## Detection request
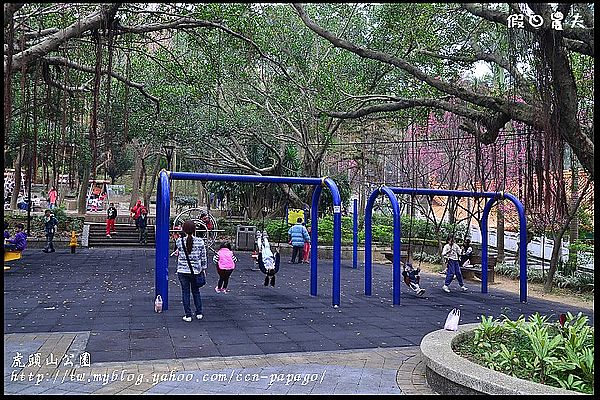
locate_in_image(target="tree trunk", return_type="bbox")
[77,163,90,214]
[129,151,143,208]
[197,181,205,208]
[141,158,148,207]
[544,232,565,293]
[496,203,505,263]
[10,148,22,210]
[144,154,162,209]
[568,160,579,263]
[543,180,591,292]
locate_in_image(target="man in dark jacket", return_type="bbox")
[138,206,148,245]
[43,210,58,253]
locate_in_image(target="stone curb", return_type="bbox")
[420,323,581,395]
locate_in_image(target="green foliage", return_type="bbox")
[318,173,352,211]
[455,312,594,394]
[495,263,594,291]
[5,208,84,237]
[576,206,593,238]
[413,251,443,264]
[369,214,466,244]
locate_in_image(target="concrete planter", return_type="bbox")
[420,323,582,395]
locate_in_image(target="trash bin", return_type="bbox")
[236,225,257,251]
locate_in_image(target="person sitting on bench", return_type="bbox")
[460,239,473,267]
[4,223,27,252]
[402,262,425,296]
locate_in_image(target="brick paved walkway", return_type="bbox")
[4,332,434,394]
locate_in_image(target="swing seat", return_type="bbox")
[4,250,22,262]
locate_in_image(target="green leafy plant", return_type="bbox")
[455,312,594,394]
[473,315,504,349]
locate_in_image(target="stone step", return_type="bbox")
[89,237,155,246]
[88,242,155,247]
[86,222,157,246]
[89,233,155,238]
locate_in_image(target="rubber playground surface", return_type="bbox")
[4,247,594,363]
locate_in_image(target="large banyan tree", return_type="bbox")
[3,3,593,220]
[292,3,594,181]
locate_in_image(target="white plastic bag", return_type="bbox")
[154,295,163,313]
[444,308,460,331]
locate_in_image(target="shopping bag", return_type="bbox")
[154,295,163,313]
[444,308,460,331]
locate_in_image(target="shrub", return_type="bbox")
[454,312,594,394]
[494,263,594,292]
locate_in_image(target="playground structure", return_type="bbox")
[4,250,22,270]
[171,207,219,249]
[362,186,528,305]
[156,170,343,311]
[86,179,111,211]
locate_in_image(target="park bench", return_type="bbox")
[460,255,497,283]
[383,252,409,263]
[382,248,413,264]
[383,251,497,283]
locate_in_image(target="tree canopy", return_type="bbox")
[3,3,594,213]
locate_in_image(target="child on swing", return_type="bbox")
[402,261,425,296]
[255,230,280,287]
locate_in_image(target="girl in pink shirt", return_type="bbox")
[48,187,58,209]
[213,242,237,293]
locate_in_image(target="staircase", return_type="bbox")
[86,222,156,247]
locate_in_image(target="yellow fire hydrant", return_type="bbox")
[69,231,78,254]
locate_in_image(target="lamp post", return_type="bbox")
[163,142,175,203]
[163,143,175,172]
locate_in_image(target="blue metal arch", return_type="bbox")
[364,186,528,305]
[156,171,344,309]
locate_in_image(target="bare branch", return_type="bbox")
[4,3,24,28]
[460,3,593,56]
[292,3,536,123]
[8,4,122,71]
[41,62,92,95]
[415,48,534,103]
[117,17,306,91]
[43,56,159,112]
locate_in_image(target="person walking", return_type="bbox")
[441,235,467,293]
[213,242,237,293]
[138,206,148,245]
[130,200,143,230]
[288,217,310,264]
[173,220,207,322]
[48,186,58,209]
[106,203,118,238]
[43,210,58,253]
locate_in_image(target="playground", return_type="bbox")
[4,247,593,364]
[3,3,594,395]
